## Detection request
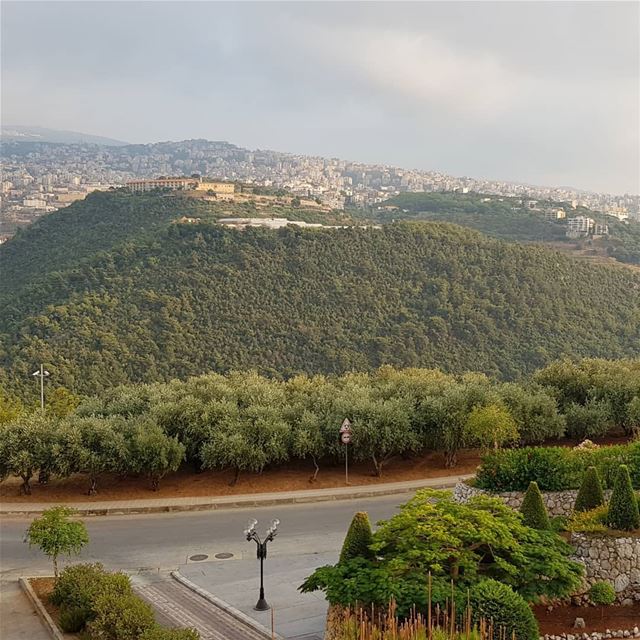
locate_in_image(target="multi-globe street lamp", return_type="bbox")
[244,517,280,611]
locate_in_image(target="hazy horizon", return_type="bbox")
[2,1,639,194]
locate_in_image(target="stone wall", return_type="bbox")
[572,533,640,601]
[453,482,612,517]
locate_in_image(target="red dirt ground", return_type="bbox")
[30,577,78,638]
[0,449,481,503]
[533,603,640,634]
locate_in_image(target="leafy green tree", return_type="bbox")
[0,385,24,424]
[520,481,551,530]
[589,581,616,606]
[464,403,518,450]
[26,506,89,577]
[564,399,612,440]
[301,489,583,616]
[574,466,605,512]
[45,387,81,418]
[75,416,130,495]
[339,512,375,562]
[130,419,185,490]
[607,465,640,531]
[0,412,55,494]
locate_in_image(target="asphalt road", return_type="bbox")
[0,493,409,579]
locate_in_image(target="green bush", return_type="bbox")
[475,442,640,492]
[520,482,550,530]
[566,505,609,533]
[469,579,539,640]
[589,581,616,606]
[86,591,156,640]
[574,466,605,512]
[139,627,200,640]
[607,465,640,531]
[59,605,89,633]
[339,512,374,562]
[50,562,131,614]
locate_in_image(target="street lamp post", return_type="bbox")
[244,518,280,611]
[32,364,50,411]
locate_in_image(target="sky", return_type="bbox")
[1,1,639,195]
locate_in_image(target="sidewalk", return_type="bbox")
[0,474,472,517]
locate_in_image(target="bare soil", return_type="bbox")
[0,450,482,503]
[533,602,640,634]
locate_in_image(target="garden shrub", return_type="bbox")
[469,579,539,640]
[566,505,609,533]
[59,605,89,633]
[520,482,550,530]
[86,591,156,640]
[574,466,605,512]
[50,562,131,616]
[475,442,640,492]
[607,465,640,531]
[339,512,374,562]
[589,581,616,606]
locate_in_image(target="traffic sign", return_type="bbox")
[341,432,351,444]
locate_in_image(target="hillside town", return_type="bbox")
[1,138,638,241]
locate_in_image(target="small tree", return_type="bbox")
[574,466,605,513]
[464,403,519,450]
[26,506,89,577]
[340,512,374,562]
[607,465,640,531]
[520,481,551,530]
[589,581,616,619]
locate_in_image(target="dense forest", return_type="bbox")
[1,192,639,396]
[375,192,640,265]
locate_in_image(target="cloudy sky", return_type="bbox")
[2,1,638,194]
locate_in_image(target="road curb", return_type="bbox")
[170,570,285,640]
[19,576,64,640]
[0,475,472,517]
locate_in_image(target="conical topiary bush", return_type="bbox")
[520,481,551,530]
[574,466,605,513]
[339,511,374,562]
[606,465,640,531]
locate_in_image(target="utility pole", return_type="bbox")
[32,364,50,410]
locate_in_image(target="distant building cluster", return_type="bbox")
[1,138,639,238]
[566,216,609,238]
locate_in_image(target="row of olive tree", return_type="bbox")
[0,411,184,495]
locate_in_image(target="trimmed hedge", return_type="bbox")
[589,581,616,606]
[339,512,374,562]
[520,482,550,530]
[475,442,640,492]
[607,465,640,531]
[469,579,539,640]
[574,466,605,512]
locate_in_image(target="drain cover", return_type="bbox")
[214,552,234,559]
[189,554,209,562]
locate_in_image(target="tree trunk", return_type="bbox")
[444,450,458,468]
[229,467,240,486]
[372,454,383,477]
[151,475,160,491]
[88,475,98,496]
[38,469,50,485]
[21,474,32,496]
[53,555,58,578]
[309,456,320,483]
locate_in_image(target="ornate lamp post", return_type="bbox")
[244,518,280,611]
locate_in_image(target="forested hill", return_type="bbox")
[1,192,639,395]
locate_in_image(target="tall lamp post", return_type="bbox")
[244,517,280,611]
[32,364,50,411]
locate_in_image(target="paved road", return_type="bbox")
[1,493,410,638]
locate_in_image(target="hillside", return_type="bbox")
[375,192,640,265]
[0,125,129,146]
[1,193,639,395]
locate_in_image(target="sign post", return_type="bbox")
[339,418,352,485]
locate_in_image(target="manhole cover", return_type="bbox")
[214,552,234,559]
[189,554,209,562]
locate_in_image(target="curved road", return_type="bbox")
[1,493,409,638]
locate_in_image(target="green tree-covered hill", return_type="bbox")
[1,193,639,395]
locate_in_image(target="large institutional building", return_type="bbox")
[126,177,235,195]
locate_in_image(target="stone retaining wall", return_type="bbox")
[453,482,613,517]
